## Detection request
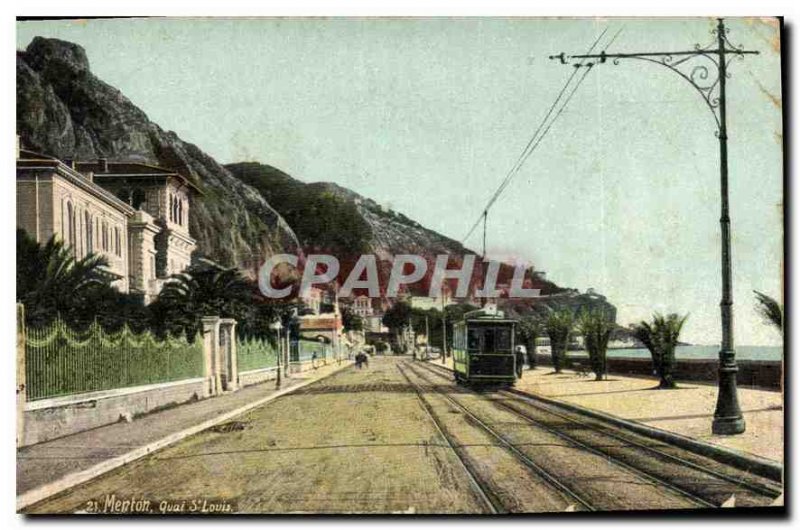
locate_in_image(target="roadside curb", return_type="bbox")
[17,362,353,512]
[423,361,783,483]
[506,387,784,483]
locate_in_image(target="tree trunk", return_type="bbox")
[526,338,537,369]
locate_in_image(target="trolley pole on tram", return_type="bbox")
[550,18,758,434]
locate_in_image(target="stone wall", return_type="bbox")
[239,367,279,387]
[533,353,782,390]
[21,379,206,447]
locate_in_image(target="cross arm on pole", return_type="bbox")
[549,48,758,130]
[559,49,758,63]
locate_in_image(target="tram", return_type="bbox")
[452,305,519,385]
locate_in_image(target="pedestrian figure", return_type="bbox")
[514,344,527,379]
[311,351,318,370]
[355,351,368,369]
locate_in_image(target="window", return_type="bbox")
[65,201,76,252]
[483,327,496,353]
[85,212,93,253]
[467,328,481,353]
[178,200,183,226]
[114,227,121,256]
[132,189,146,210]
[116,189,131,204]
[495,327,512,352]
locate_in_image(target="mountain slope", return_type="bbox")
[225,161,470,260]
[16,37,300,275]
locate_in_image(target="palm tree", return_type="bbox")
[517,316,541,369]
[631,321,660,376]
[632,312,688,389]
[652,313,687,389]
[754,290,782,333]
[150,265,258,338]
[545,308,574,373]
[578,310,615,381]
[17,228,110,327]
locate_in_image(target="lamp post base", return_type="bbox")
[712,415,746,435]
[712,348,746,435]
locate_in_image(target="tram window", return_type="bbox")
[467,328,481,352]
[496,327,512,351]
[483,328,496,352]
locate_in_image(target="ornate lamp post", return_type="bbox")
[550,18,759,434]
[270,319,283,387]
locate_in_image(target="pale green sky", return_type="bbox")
[17,17,783,346]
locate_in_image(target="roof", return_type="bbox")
[17,152,135,216]
[75,161,176,175]
[74,161,203,194]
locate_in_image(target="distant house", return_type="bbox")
[352,295,374,317]
[408,293,455,311]
[16,144,198,303]
[302,287,323,315]
[363,314,389,334]
[298,313,343,352]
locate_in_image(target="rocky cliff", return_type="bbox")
[17,37,300,275]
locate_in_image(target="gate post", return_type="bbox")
[17,304,26,448]
[219,318,239,391]
[201,316,221,397]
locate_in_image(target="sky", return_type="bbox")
[16,17,783,346]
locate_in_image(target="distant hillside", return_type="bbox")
[226,162,567,297]
[226,162,470,260]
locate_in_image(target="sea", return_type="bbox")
[601,345,783,362]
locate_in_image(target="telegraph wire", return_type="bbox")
[461,26,623,245]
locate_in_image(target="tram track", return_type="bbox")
[396,363,502,514]
[499,388,783,500]
[407,361,715,510]
[416,360,782,508]
[397,362,594,513]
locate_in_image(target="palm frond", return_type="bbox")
[754,290,782,332]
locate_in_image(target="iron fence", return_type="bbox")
[25,317,204,401]
[237,337,278,372]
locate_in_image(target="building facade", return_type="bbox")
[17,147,198,303]
[351,295,374,318]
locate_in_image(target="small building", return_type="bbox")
[363,314,388,333]
[298,313,343,353]
[352,295,374,317]
[302,287,323,315]
[408,293,455,311]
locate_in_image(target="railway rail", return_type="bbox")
[414,360,782,508]
[397,362,595,513]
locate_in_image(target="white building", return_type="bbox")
[17,147,198,303]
